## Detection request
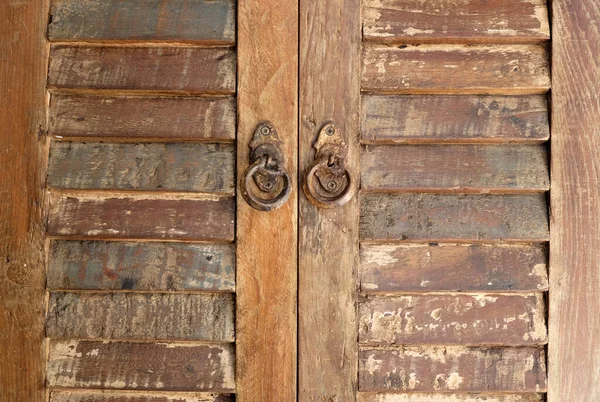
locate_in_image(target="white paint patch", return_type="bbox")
[403,27,435,36]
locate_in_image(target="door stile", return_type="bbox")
[236,0,299,400]
[299,0,362,400]
[549,1,600,400]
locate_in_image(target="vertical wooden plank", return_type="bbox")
[0,0,47,400]
[549,1,600,401]
[299,0,360,400]
[236,0,298,400]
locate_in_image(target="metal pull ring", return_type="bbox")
[303,122,355,208]
[240,122,292,212]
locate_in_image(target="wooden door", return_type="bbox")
[1,1,600,401]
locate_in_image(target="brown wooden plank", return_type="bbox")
[47,240,235,291]
[48,142,235,193]
[0,0,47,400]
[46,292,235,341]
[357,393,544,402]
[359,294,546,346]
[47,194,234,241]
[362,45,550,94]
[49,0,235,44]
[236,0,298,399]
[360,243,548,293]
[359,346,547,392]
[49,94,235,141]
[549,1,600,401]
[298,0,360,399]
[360,193,549,242]
[47,340,234,391]
[48,45,235,94]
[51,390,233,402]
[362,0,550,44]
[50,390,234,402]
[361,95,550,144]
[362,144,549,192]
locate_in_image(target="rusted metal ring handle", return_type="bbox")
[241,157,292,212]
[303,154,354,209]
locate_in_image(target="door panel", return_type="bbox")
[44,2,237,399]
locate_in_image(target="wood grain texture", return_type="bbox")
[549,1,600,400]
[362,45,550,94]
[49,0,235,44]
[46,292,234,341]
[0,0,47,400]
[359,346,547,392]
[48,142,235,193]
[357,393,543,402]
[361,144,549,192]
[47,340,235,391]
[361,95,550,144]
[362,0,550,44]
[49,94,236,141]
[47,194,234,241]
[360,193,549,242]
[236,0,298,399]
[359,294,546,345]
[299,0,360,399]
[48,45,236,94]
[360,243,548,292]
[50,391,234,402]
[48,240,235,291]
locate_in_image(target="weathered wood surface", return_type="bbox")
[360,244,548,292]
[360,193,549,242]
[361,95,550,144]
[48,142,235,193]
[361,145,548,192]
[0,0,47,400]
[50,391,234,402]
[359,294,546,345]
[362,45,550,94]
[357,393,543,402]
[49,94,236,140]
[236,0,298,399]
[362,0,550,44]
[48,240,235,291]
[46,292,235,341]
[48,46,236,93]
[49,0,235,44]
[359,346,547,392]
[47,340,235,391]
[47,194,235,241]
[299,0,360,399]
[549,1,600,401]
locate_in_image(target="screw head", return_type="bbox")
[325,126,335,136]
[263,181,274,190]
[327,181,337,191]
[260,126,271,136]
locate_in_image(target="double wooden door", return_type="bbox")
[2,0,599,401]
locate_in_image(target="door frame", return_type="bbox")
[1,0,599,400]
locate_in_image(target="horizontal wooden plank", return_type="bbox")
[362,45,550,94]
[47,340,235,391]
[47,240,235,291]
[360,243,548,292]
[48,0,235,44]
[48,45,236,93]
[357,393,543,402]
[359,294,546,345]
[360,193,549,241]
[47,194,235,241]
[362,144,548,192]
[46,292,235,341]
[49,94,236,140]
[50,390,234,402]
[361,95,550,144]
[362,0,550,44]
[48,142,235,193]
[359,346,546,392]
